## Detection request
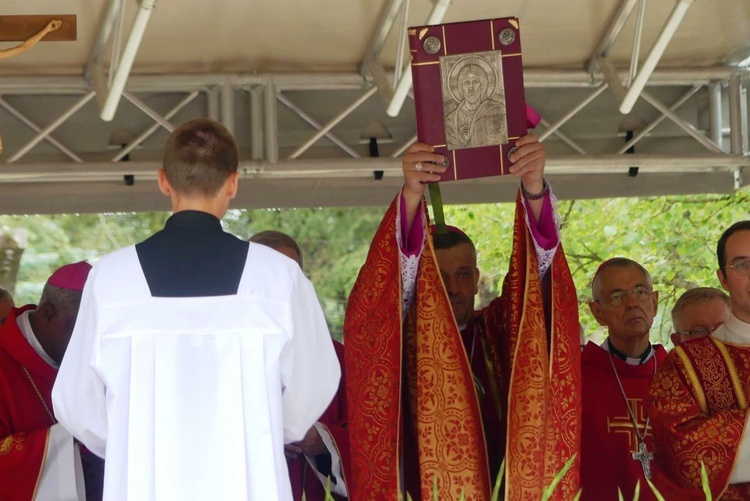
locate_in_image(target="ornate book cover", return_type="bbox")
[408,17,527,181]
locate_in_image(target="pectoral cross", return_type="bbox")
[632,441,653,479]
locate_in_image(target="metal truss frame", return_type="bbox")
[0,0,748,197]
[0,67,748,184]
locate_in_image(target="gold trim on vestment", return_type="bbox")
[31,428,51,501]
[675,345,709,415]
[713,338,748,409]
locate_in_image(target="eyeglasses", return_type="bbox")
[596,285,652,306]
[724,259,750,279]
[674,325,721,339]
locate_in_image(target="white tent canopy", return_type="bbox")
[0,0,748,214]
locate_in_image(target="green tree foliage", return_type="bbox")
[2,190,748,347]
[0,212,168,304]
[442,190,750,346]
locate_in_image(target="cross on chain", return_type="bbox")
[632,441,653,480]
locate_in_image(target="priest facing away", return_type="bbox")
[52,118,341,501]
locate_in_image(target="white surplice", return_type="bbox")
[52,243,340,501]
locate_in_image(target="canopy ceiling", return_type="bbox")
[0,0,749,214]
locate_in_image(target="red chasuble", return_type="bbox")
[649,337,750,500]
[345,193,581,501]
[288,340,351,501]
[580,342,668,501]
[0,306,55,501]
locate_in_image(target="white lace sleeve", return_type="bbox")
[396,200,424,317]
[522,186,562,278]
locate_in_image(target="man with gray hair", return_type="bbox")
[669,287,730,346]
[581,257,668,501]
[0,262,101,500]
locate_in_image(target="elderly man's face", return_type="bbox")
[461,71,483,106]
[589,265,658,344]
[671,298,730,346]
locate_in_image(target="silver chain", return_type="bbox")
[607,350,656,445]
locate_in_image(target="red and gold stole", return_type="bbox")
[661,337,750,499]
[344,192,581,500]
[344,195,489,500]
[486,193,582,501]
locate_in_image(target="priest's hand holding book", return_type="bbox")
[400,133,548,230]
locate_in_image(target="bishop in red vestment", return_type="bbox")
[582,258,667,501]
[0,262,100,501]
[345,134,581,501]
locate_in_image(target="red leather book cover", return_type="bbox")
[409,17,527,181]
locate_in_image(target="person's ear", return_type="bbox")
[717,268,729,291]
[588,301,607,326]
[39,302,56,322]
[157,168,172,196]
[225,172,239,200]
[472,267,480,295]
[652,290,659,315]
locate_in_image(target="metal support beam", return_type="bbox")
[221,81,235,136]
[249,87,263,161]
[85,0,122,81]
[728,74,743,155]
[620,0,696,114]
[1,155,748,185]
[391,134,417,158]
[538,84,609,142]
[264,81,279,163]
[539,118,587,155]
[6,92,95,163]
[640,90,722,153]
[393,0,410,83]
[0,68,741,95]
[0,96,82,162]
[99,0,157,121]
[708,82,723,150]
[277,93,360,158]
[617,85,701,154]
[627,0,647,86]
[112,91,199,161]
[587,0,640,74]
[385,0,451,117]
[741,82,749,155]
[361,0,405,65]
[207,87,220,121]
[289,87,377,159]
[123,92,175,132]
